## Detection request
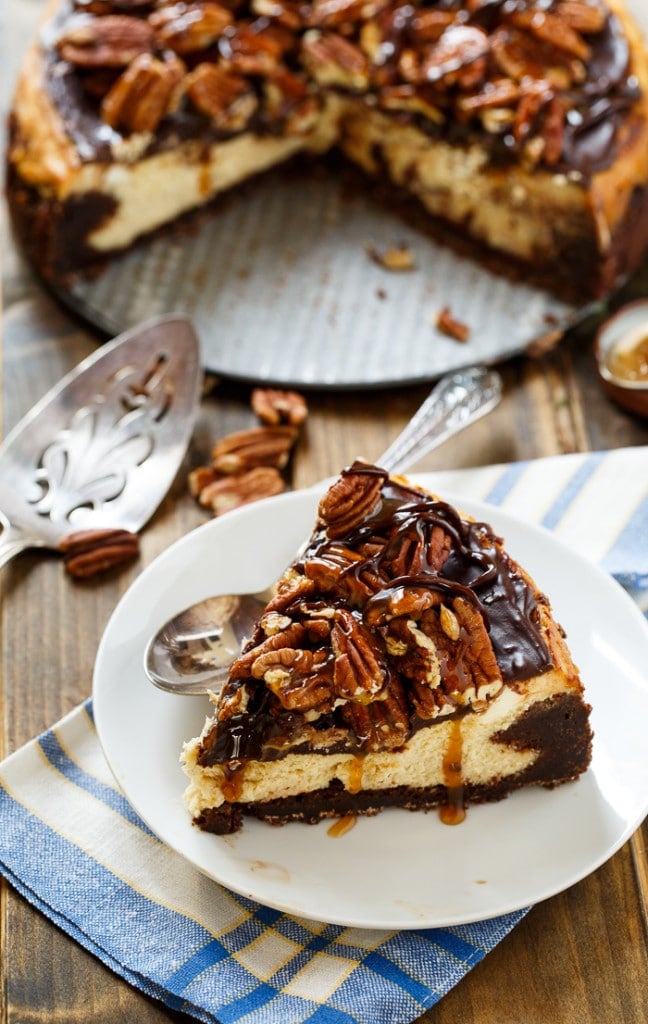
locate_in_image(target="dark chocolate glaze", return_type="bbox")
[302,464,552,682]
[199,464,555,768]
[42,0,641,179]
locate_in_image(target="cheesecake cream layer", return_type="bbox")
[182,667,578,818]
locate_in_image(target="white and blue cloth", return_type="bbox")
[1,447,646,1024]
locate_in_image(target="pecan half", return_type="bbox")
[211,424,298,474]
[251,387,308,426]
[302,543,364,590]
[401,24,489,89]
[509,9,590,61]
[56,14,155,67]
[364,583,441,625]
[251,0,304,30]
[264,72,321,134]
[185,63,258,129]
[410,9,455,44]
[301,30,369,90]
[188,463,220,497]
[378,85,444,123]
[340,678,410,751]
[386,616,443,691]
[307,0,389,29]
[318,466,383,539]
[554,0,607,34]
[457,76,521,114]
[490,26,577,89]
[199,466,286,514]
[101,53,184,132]
[331,608,386,701]
[253,647,334,712]
[218,21,291,74]
[74,0,154,10]
[381,521,451,577]
[149,2,234,54]
[418,596,503,704]
[58,528,140,578]
[538,94,566,166]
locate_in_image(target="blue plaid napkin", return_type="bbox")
[1,447,647,1024]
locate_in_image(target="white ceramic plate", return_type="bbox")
[93,483,648,929]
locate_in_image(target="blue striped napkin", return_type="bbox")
[1,447,647,1024]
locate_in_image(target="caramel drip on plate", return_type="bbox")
[440,717,465,826]
[327,813,357,838]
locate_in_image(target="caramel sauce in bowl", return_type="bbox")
[595,300,648,417]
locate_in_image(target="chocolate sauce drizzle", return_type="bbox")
[305,464,552,681]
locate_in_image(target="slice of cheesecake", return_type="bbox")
[182,463,592,834]
[7,0,648,299]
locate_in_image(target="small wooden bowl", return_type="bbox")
[594,300,648,417]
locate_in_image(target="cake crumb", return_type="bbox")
[366,243,417,271]
[435,306,470,342]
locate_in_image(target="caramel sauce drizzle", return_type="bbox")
[347,756,363,795]
[327,813,357,838]
[440,717,466,826]
[221,765,244,803]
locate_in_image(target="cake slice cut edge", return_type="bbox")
[181,464,593,835]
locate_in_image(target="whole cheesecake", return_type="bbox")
[7,0,648,298]
[182,464,593,834]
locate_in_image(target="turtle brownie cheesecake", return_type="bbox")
[6,0,648,297]
[181,463,593,834]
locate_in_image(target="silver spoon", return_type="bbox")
[145,364,502,696]
[0,315,202,568]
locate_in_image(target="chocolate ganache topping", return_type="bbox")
[199,464,554,768]
[43,0,641,179]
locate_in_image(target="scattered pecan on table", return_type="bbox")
[189,387,309,515]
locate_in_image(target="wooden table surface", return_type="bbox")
[2,2,648,1021]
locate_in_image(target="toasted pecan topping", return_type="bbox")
[149,2,234,53]
[318,466,383,539]
[51,0,631,175]
[56,13,155,67]
[101,53,184,132]
[331,608,386,701]
[185,62,258,127]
